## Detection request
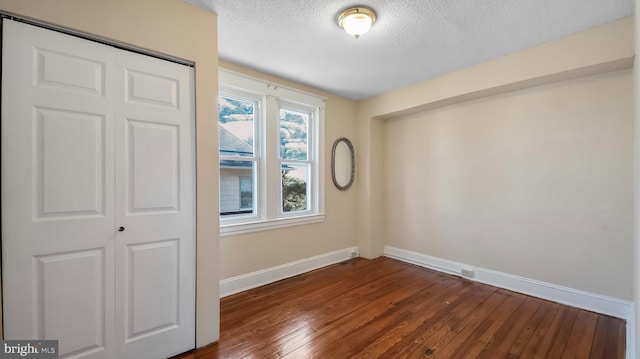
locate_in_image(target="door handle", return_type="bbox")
[118,226,125,232]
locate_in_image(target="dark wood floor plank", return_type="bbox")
[590,315,610,359]
[172,257,626,359]
[519,302,564,358]
[449,290,527,359]
[508,300,557,357]
[349,277,473,358]
[616,318,627,359]
[546,307,580,358]
[382,283,499,358]
[562,310,599,359]
[220,258,400,325]
[604,316,623,359]
[280,267,460,358]
[318,280,479,358]
[254,261,438,358]
[276,276,432,357]
[220,258,404,330]
[226,261,418,358]
[219,259,414,356]
[476,296,544,359]
[419,290,510,358]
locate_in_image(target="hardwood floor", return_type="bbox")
[175,257,625,358]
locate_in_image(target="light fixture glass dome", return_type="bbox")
[338,7,377,39]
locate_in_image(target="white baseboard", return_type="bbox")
[384,246,635,359]
[220,246,358,298]
[384,246,632,320]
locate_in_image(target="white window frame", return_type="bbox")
[218,87,262,221]
[278,101,317,217]
[219,69,325,236]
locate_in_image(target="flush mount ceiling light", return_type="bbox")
[338,6,377,39]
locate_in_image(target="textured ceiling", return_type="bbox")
[186,0,634,101]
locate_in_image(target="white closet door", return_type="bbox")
[113,46,195,359]
[1,19,116,359]
[1,20,195,359]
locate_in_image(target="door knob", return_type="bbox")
[118,226,125,232]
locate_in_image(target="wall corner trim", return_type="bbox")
[219,246,359,298]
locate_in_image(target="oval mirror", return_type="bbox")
[331,137,355,190]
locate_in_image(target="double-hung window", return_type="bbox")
[218,70,325,235]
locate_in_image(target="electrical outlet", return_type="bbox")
[461,268,475,278]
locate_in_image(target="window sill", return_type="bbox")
[220,213,326,237]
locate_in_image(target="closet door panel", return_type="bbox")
[37,108,106,218]
[126,239,179,337]
[2,20,115,359]
[35,249,106,357]
[114,48,195,359]
[126,120,179,213]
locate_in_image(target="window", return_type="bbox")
[218,70,325,235]
[280,107,310,213]
[219,94,257,217]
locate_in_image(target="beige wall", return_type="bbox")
[356,17,634,261]
[354,16,634,304]
[0,0,220,346]
[385,69,633,299]
[218,61,359,279]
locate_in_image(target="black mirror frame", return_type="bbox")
[331,137,355,191]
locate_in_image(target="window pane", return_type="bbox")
[219,96,254,157]
[282,164,308,212]
[280,109,308,160]
[220,160,255,216]
[239,176,253,209]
